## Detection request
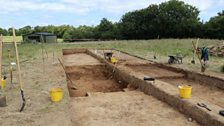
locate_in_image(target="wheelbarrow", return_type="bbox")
[168,55,183,64]
[104,52,113,61]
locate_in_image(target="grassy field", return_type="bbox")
[2,39,224,74]
[3,36,23,42]
[2,36,63,43]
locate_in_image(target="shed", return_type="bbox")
[22,32,57,43]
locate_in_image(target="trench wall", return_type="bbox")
[115,49,224,90]
[87,49,224,126]
[62,49,224,126]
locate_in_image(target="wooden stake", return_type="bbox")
[192,40,205,72]
[0,35,7,107]
[7,49,13,85]
[40,35,45,73]
[0,34,3,90]
[13,28,23,89]
[13,28,26,112]
[192,38,199,62]
[45,49,48,59]
[52,51,55,63]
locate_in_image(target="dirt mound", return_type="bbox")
[208,43,224,57]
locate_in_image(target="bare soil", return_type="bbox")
[67,65,123,97]
[64,51,200,126]
[161,78,224,108]
[126,64,185,79]
[70,91,199,126]
[96,50,147,65]
[127,64,224,108]
[1,47,221,126]
[63,53,124,97]
[0,53,72,126]
[63,53,101,66]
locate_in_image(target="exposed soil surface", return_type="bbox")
[63,53,101,66]
[161,78,224,108]
[1,47,221,126]
[63,53,124,97]
[70,91,199,126]
[127,64,224,108]
[67,65,123,97]
[64,52,200,126]
[0,53,72,126]
[126,64,185,79]
[96,50,147,65]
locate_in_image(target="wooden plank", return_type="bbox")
[7,49,13,85]
[0,34,3,90]
[13,28,23,89]
[13,28,26,112]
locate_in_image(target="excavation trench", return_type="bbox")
[85,49,224,126]
[126,64,224,108]
[63,53,126,97]
[63,50,200,126]
[67,65,125,97]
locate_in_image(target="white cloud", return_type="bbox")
[1,0,223,28]
[183,0,213,11]
[61,0,155,14]
[0,0,221,15]
[0,0,161,15]
[0,0,89,14]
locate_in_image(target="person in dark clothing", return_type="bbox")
[201,47,209,61]
[200,47,209,72]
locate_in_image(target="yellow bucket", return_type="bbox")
[1,79,5,90]
[49,88,63,102]
[178,85,192,99]
[111,57,117,64]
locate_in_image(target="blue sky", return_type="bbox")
[0,0,223,29]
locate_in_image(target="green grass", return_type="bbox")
[1,39,224,74]
[2,36,63,43]
[3,36,22,42]
[57,38,63,43]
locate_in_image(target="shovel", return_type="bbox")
[197,103,211,111]
[13,28,26,112]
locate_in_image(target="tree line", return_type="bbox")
[0,0,224,40]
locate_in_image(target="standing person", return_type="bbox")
[201,46,209,72]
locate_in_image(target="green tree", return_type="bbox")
[205,10,224,39]
[54,25,71,38]
[0,28,8,35]
[19,25,32,35]
[120,0,201,39]
[63,27,74,39]
[97,18,116,39]
[158,0,200,38]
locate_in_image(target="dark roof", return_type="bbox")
[36,32,55,35]
[22,32,56,36]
